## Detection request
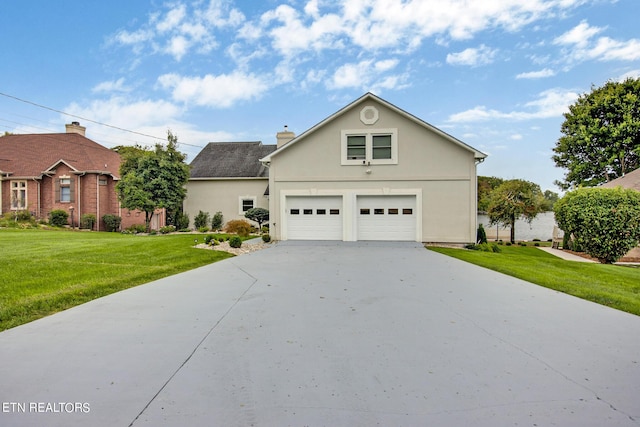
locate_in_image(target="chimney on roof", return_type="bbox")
[276,125,295,148]
[65,121,86,136]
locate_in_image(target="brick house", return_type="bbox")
[0,122,157,230]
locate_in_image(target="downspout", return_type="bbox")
[474,157,485,243]
[32,177,40,218]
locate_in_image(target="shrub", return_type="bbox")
[224,219,252,237]
[477,224,487,244]
[14,210,33,221]
[124,223,146,234]
[80,214,97,230]
[194,211,210,230]
[159,225,176,234]
[554,187,640,263]
[244,207,269,229]
[49,210,69,227]
[203,235,215,245]
[229,236,242,248]
[211,211,223,231]
[175,212,190,230]
[262,234,271,243]
[102,214,122,232]
[465,243,501,253]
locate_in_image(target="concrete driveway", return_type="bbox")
[1,241,639,426]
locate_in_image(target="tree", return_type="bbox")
[487,179,545,243]
[477,176,504,212]
[115,131,190,230]
[552,78,640,190]
[245,207,269,230]
[554,187,640,263]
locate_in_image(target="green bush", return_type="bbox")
[102,214,122,232]
[194,211,210,230]
[229,236,242,248]
[203,235,215,245]
[49,210,69,227]
[224,219,252,237]
[477,224,487,244]
[159,225,176,234]
[554,187,640,263]
[14,210,33,221]
[262,234,271,243]
[211,211,223,231]
[175,212,190,230]
[80,214,97,230]
[465,243,501,253]
[124,223,146,234]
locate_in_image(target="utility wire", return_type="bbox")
[0,91,204,148]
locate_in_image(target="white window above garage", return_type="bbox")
[341,128,398,166]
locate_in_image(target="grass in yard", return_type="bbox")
[429,245,640,316]
[0,229,235,331]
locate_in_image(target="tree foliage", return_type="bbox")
[478,176,504,212]
[487,179,545,243]
[115,131,190,230]
[553,78,640,190]
[245,207,269,230]
[554,187,640,263]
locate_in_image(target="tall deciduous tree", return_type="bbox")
[487,179,545,243]
[115,131,190,230]
[553,78,640,190]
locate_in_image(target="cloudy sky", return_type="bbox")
[2,0,639,192]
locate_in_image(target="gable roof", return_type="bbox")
[189,141,276,179]
[261,92,487,163]
[600,168,640,191]
[0,132,121,179]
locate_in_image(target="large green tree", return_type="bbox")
[487,179,546,243]
[553,78,640,190]
[115,131,190,230]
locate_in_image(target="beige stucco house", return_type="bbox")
[183,142,275,227]
[260,93,487,242]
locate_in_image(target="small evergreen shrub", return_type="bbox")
[124,223,146,234]
[198,226,209,233]
[194,210,210,230]
[49,210,69,227]
[14,210,33,221]
[262,234,271,243]
[103,214,122,232]
[465,243,501,253]
[211,211,223,231]
[224,219,252,237]
[229,236,242,248]
[80,214,97,230]
[203,235,215,245]
[477,224,487,244]
[175,212,190,230]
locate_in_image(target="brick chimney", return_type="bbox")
[65,121,86,136]
[276,125,295,148]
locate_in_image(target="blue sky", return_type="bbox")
[2,0,640,192]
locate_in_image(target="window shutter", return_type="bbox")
[69,178,75,203]
[55,179,60,203]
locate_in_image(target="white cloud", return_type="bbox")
[516,68,556,79]
[448,88,579,122]
[328,58,405,92]
[155,4,187,33]
[617,70,640,81]
[92,78,131,93]
[157,72,270,108]
[446,45,498,67]
[554,20,640,63]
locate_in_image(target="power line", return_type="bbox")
[0,91,204,148]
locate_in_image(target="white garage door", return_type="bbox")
[357,195,417,241]
[286,196,343,240]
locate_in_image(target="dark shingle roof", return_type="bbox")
[0,133,121,178]
[189,142,276,178]
[601,168,640,191]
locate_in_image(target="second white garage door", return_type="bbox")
[286,196,343,240]
[357,195,417,241]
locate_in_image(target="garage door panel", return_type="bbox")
[357,196,416,241]
[286,196,342,240]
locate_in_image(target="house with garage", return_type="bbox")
[183,141,277,227]
[0,122,152,231]
[260,92,487,242]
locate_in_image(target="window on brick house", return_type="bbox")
[56,177,75,203]
[11,181,27,210]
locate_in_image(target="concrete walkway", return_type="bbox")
[537,246,597,262]
[1,241,639,426]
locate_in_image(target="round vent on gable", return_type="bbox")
[360,106,379,125]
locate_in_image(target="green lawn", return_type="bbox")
[0,229,235,331]
[429,245,640,316]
